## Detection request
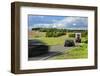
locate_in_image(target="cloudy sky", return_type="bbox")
[28,15,88,30]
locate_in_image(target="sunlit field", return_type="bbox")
[28,30,88,59]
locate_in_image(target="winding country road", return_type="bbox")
[28,45,73,60]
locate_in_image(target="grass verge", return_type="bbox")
[31,35,74,46]
[49,43,88,59]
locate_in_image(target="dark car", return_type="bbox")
[64,40,75,47]
[28,40,49,57]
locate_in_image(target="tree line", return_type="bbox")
[32,28,87,37]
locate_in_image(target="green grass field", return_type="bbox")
[32,35,72,45]
[28,31,88,59]
[29,31,74,45]
[49,43,88,59]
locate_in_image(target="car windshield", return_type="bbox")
[28,40,45,45]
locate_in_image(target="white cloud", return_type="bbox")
[52,25,57,28]
[73,23,77,26]
[52,17,87,29]
[50,17,76,28]
[56,17,79,25]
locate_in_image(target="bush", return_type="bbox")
[46,31,66,37]
[84,39,88,43]
[68,33,75,37]
[82,39,88,43]
[81,31,88,37]
[46,32,53,37]
[64,40,75,47]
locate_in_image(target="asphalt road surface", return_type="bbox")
[28,45,73,60]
